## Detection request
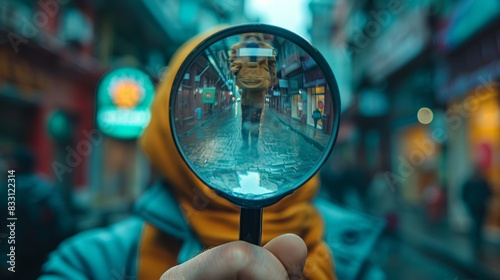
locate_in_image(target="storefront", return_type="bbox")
[288,74,304,121]
[353,6,432,179]
[304,64,327,129]
[467,89,500,230]
[0,43,100,185]
[278,45,303,120]
[307,85,325,129]
[444,86,500,231]
[290,94,303,120]
[437,6,500,232]
[0,45,40,151]
[387,63,437,204]
[392,124,441,204]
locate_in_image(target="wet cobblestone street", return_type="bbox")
[176,104,327,195]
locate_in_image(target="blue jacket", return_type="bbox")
[39,181,203,279]
[39,182,385,280]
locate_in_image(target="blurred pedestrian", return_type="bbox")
[319,155,346,205]
[341,162,371,211]
[461,165,492,257]
[39,29,336,280]
[312,108,322,129]
[229,33,277,152]
[366,171,399,234]
[1,146,71,280]
[423,181,447,224]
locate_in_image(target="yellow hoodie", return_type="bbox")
[139,27,335,279]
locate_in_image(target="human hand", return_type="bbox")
[160,233,307,280]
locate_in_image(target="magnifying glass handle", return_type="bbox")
[239,208,263,246]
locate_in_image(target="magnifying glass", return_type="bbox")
[169,24,341,245]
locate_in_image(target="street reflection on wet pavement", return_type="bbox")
[176,104,324,194]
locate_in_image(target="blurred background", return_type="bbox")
[0,0,499,279]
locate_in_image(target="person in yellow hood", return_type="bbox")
[39,28,336,280]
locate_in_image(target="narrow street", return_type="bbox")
[370,234,471,280]
[176,103,327,194]
[316,182,500,280]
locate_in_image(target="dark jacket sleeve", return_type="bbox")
[38,217,144,280]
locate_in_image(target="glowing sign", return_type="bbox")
[96,68,154,139]
[202,87,216,104]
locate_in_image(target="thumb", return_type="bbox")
[264,234,308,280]
[160,240,288,280]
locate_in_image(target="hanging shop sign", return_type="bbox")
[281,52,301,76]
[279,79,289,88]
[437,0,500,51]
[202,87,216,104]
[366,8,430,83]
[96,68,155,139]
[358,89,389,117]
[287,74,303,95]
[301,54,317,70]
[304,66,326,88]
[314,85,325,94]
[437,21,500,102]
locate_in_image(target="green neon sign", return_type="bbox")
[202,87,216,104]
[96,68,155,139]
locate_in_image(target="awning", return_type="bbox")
[304,66,325,88]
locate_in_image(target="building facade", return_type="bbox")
[1,0,249,225]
